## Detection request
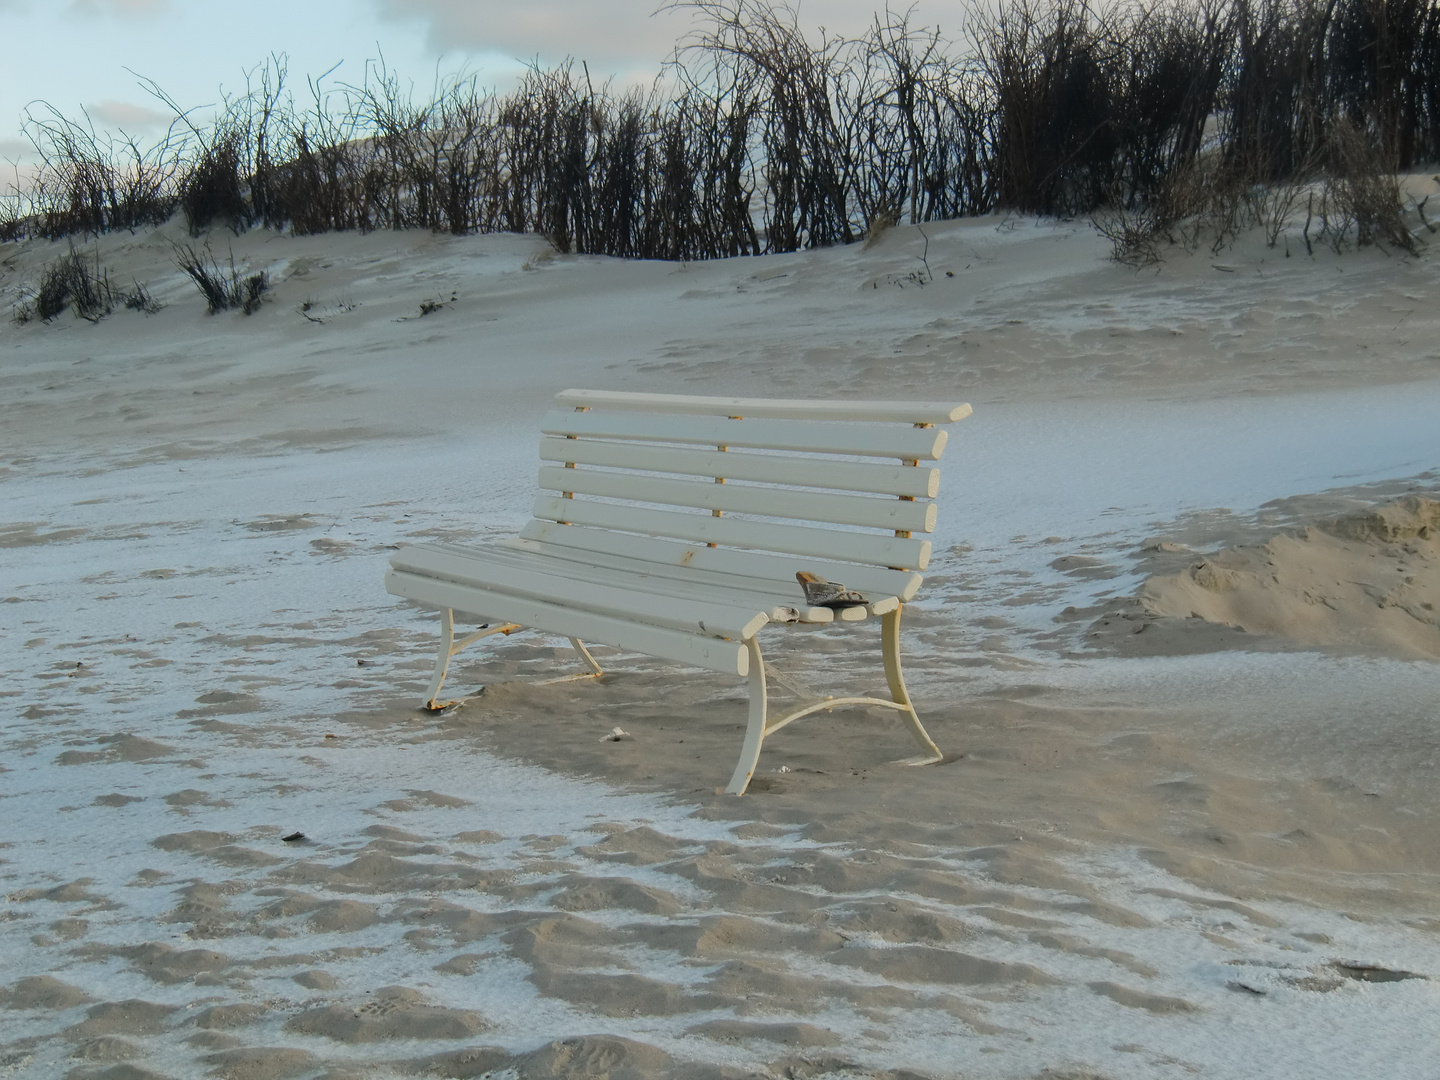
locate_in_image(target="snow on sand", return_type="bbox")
[2,212,1439,1078]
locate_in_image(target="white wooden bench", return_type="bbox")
[384,389,971,794]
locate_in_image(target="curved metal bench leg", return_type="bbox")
[423,611,529,710]
[882,604,943,764]
[423,608,457,710]
[569,637,603,677]
[724,636,768,795]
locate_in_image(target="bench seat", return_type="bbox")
[384,389,970,793]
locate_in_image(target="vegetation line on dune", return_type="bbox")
[0,0,1436,264]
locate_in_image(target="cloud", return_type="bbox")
[376,0,688,69]
[373,1,955,72]
[86,98,173,131]
[68,0,168,15]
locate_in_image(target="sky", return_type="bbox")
[0,0,962,170]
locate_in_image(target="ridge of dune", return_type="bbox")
[1100,496,1440,659]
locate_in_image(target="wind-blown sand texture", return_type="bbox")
[1120,496,1440,659]
[2,209,1439,1079]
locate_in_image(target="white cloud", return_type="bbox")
[68,0,168,15]
[374,1,960,73]
[85,98,173,131]
[376,0,688,70]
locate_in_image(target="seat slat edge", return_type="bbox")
[393,542,834,624]
[386,570,747,676]
[390,549,769,640]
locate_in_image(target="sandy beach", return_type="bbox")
[3,209,1439,1079]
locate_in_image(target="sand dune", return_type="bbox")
[1093,496,1440,660]
[2,212,1439,1078]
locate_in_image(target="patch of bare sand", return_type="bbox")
[392,630,1439,922]
[1094,496,1440,659]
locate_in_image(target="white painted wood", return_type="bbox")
[480,539,850,623]
[386,569,748,676]
[540,410,948,461]
[514,522,925,600]
[555,389,972,425]
[395,541,829,624]
[531,496,932,570]
[391,547,770,640]
[486,541,835,624]
[536,466,938,534]
[538,438,941,498]
[432,540,837,623]
[385,388,971,788]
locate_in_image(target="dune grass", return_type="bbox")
[10,246,160,324]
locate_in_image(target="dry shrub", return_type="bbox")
[11,247,165,323]
[174,244,270,314]
[0,1,1436,260]
[34,247,113,321]
[18,104,178,238]
[181,133,250,235]
[1317,118,1418,252]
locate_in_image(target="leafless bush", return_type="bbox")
[174,244,269,314]
[1316,118,1419,252]
[2,1,1437,260]
[122,280,162,314]
[1328,0,1440,167]
[11,246,115,322]
[18,104,179,238]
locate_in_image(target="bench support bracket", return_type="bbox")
[423,608,602,711]
[724,603,943,794]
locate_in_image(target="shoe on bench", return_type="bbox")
[795,571,869,609]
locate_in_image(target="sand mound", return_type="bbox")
[121,942,230,984]
[284,986,488,1042]
[67,1000,177,1038]
[54,734,178,765]
[0,975,93,1010]
[151,831,281,868]
[201,1046,319,1080]
[1118,497,1440,658]
[517,1035,677,1080]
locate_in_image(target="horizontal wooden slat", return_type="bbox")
[499,536,882,622]
[385,569,748,676]
[418,541,837,624]
[540,410,948,461]
[555,389,973,425]
[536,467,937,534]
[538,438,941,498]
[514,523,924,600]
[394,542,819,627]
[392,546,769,640]
[532,497,931,571]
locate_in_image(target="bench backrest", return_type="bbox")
[519,389,971,601]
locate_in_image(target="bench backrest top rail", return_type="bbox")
[540,409,949,460]
[554,388,972,425]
